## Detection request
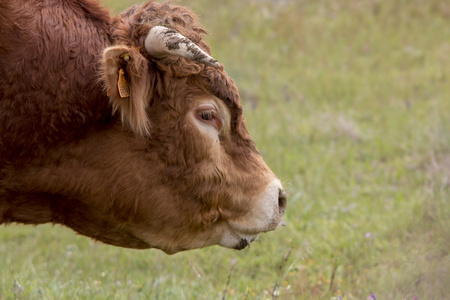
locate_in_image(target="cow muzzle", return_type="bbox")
[246,179,287,232]
[220,179,287,250]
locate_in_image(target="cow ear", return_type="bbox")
[102,45,151,136]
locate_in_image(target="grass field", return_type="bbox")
[1,0,450,299]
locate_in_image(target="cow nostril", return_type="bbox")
[278,189,287,216]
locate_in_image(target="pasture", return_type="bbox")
[1,0,449,299]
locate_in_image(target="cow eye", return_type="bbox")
[195,104,222,130]
[198,110,214,121]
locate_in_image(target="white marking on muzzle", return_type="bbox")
[220,179,284,249]
[252,179,284,231]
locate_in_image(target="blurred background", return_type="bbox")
[1,0,450,299]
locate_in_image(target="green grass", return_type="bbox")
[2,0,450,299]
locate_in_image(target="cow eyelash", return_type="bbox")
[198,110,215,121]
[195,105,222,130]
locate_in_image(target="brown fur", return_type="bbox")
[0,0,112,162]
[0,0,282,253]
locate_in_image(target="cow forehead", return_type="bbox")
[156,68,242,123]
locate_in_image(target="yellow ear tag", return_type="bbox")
[118,68,130,98]
[120,53,131,62]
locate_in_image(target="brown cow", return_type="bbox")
[0,0,286,254]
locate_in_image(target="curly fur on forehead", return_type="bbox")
[110,1,249,135]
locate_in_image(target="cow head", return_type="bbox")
[98,2,286,254]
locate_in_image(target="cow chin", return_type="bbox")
[219,231,259,251]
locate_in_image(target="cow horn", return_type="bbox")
[144,26,221,69]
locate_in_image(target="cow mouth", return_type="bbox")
[233,236,258,250]
[219,223,260,250]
